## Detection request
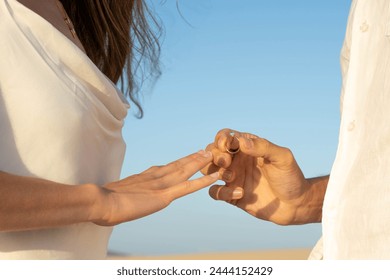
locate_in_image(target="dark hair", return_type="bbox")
[60,0,162,118]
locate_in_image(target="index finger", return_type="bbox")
[214,128,241,152]
[158,150,218,186]
[238,135,294,166]
[142,150,213,179]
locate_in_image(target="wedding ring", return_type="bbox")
[226,131,240,155]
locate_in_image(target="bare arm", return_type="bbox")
[296,175,328,224]
[0,171,101,231]
[0,150,218,232]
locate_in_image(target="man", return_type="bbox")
[204,0,390,259]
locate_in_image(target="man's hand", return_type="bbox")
[203,129,326,225]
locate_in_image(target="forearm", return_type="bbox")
[0,171,105,232]
[294,175,329,224]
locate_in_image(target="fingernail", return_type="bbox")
[232,189,243,199]
[198,150,212,157]
[210,172,219,179]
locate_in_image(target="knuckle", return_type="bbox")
[206,143,215,151]
[215,128,231,141]
[258,137,270,151]
[148,180,161,189]
[183,180,193,189]
[242,132,256,140]
[281,147,295,164]
[149,165,160,171]
[172,160,183,168]
[221,169,234,182]
[144,165,161,175]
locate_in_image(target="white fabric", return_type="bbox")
[310,0,390,259]
[0,0,129,259]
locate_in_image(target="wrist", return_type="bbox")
[294,176,328,224]
[83,183,111,225]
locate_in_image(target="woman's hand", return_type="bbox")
[93,150,219,226]
[203,129,324,225]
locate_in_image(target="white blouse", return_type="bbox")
[0,0,129,259]
[310,0,390,259]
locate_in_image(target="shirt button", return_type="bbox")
[360,21,369,32]
[347,121,355,131]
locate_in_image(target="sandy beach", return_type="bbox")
[108,248,311,260]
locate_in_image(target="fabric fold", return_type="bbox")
[0,0,129,259]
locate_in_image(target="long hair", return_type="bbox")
[60,0,162,118]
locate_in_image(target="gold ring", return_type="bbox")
[226,131,240,155]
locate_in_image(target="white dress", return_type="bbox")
[0,0,129,259]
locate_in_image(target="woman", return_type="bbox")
[0,0,219,259]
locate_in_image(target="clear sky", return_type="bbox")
[108,0,352,256]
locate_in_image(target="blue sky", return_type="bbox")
[108,0,352,256]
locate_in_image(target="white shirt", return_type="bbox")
[311,0,390,259]
[0,0,129,259]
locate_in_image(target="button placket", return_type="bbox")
[360,21,369,32]
[347,120,355,131]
